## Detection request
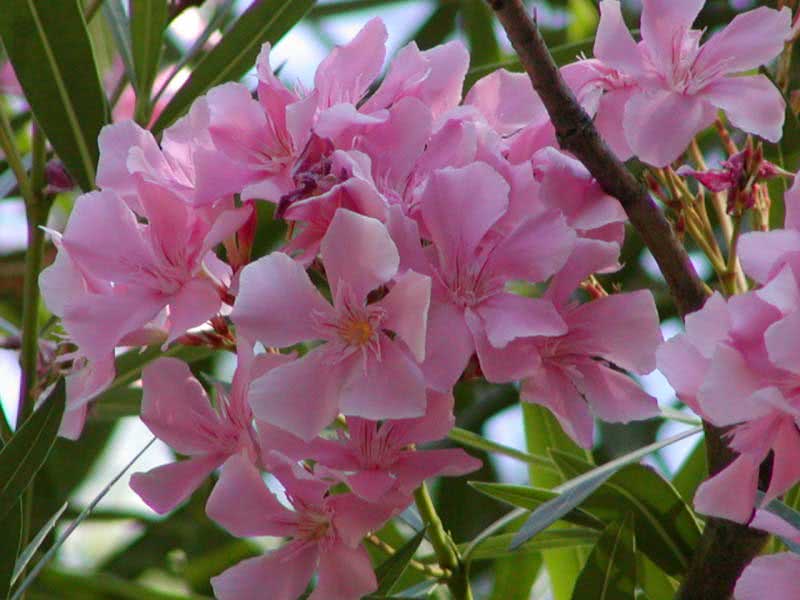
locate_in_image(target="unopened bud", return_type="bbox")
[45,160,74,194]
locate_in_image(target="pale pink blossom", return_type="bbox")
[735,553,800,600]
[582,0,791,166]
[52,183,249,361]
[389,162,575,390]
[207,454,393,600]
[130,343,293,513]
[288,391,481,504]
[232,208,431,440]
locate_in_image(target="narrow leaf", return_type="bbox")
[509,426,701,555]
[671,439,707,503]
[374,529,426,595]
[11,438,155,600]
[758,492,800,554]
[447,427,554,470]
[0,380,65,521]
[152,0,314,133]
[461,529,599,561]
[0,501,22,599]
[11,502,69,586]
[0,0,107,190]
[130,0,168,109]
[571,514,636,600]
[103,0,137,89]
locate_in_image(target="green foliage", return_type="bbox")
[129,0,168,121]
[0,0,107,190]
[151,0,315,133]
[374,528,427,595]
[0,502,22,599]
[571,513,636,600]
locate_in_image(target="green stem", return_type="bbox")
[0,105,32,201]
[413,484,472,600]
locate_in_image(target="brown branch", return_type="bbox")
[486,1,767,597]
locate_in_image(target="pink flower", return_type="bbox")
[207,454,393,600]
[735,553,800,600]
[130,343,293,514]
[53,183,249,361]
[293,391,481,504]
[658,270,800,522]
[232,208,431,440]
[584,0,791,166]
[388,162,575,390]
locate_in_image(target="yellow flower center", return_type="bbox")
[339,318,375,347]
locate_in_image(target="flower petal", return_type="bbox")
[703,75,785,143]
[130,454,225,514]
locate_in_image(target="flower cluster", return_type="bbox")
[51,4,800,597]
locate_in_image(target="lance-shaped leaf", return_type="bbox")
[757,492,800,554]
[0,380,65,522]
[549,452,702,575]
[374,529,427,596]
[0,501,22,599]
[11,502,68,586]
[0,0,107,190]
[460,529,600,561]
[130,0,168,117]
[152,0,314,133]
[571,514,636,600]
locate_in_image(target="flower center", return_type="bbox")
[297,509,331,541]
[339,317,375,347]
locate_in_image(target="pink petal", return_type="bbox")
[202,204,253,253]
[566,290,663,374]
[471,333,540,383]
[694,454,760,523]
[165,278,221,344]
[765,310,800,376]
[683,292,731,357]
[395,390,457,445]
[623,90,716,167]
[546,238,621,308]
[249,348,342,441]
[346,470,396,502]
[735,553,800,600]
[385,206,431,276]
[484,213,576,284]
[321,208,399,302]
[206,454,297,537]
[327,495,394,547]
[703,75,785,143]
[695,6,791,75]
[521,364,596,449]
[476,294,567,348]
[206,82,272,164]
[130,454,225,514]
[141,357,219,454]
[314,18,387,108]
[339,336,427,421]
[61,190,152,282]
[739,230,800,284]
[697,346,771,426]
[407,40,469,119]
[392,449,481,494]
[232,252,333,347]
[640,0,704,74]
[64,352,115,409]
[58,404,88,441]
[465,69,547,136]
[375,270,431,362]
[595,87,635,161]
[311,543,377,600]
[420,163,509,269]
[655,335,706,413]
[256,43,298,126]
[573,360,660,424]
[420,300,473,391]
[763,418,800,503]
[212,543,318,600]
[595,1,645,75]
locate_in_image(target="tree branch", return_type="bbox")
[485,1,767,597]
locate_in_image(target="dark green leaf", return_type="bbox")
[461,529,599,561]
[571,513,636,600]
[0,380,65,521]
[11,502,68,587]
[374,529,426,596]
[152,0,315,133]
[0,0,107,190]
[490,552,541,600]
[550,451,702,575]
[447,427,554,470]
[11,438,155,599]
[636,553,678,600]
[103,0,137,89]
[0,501,22,599]
[130,0,168,104]
[671,439,706,503]
[460,0,500,67]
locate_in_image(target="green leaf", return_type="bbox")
[489,552,541,600]
[103,0,137,90]
[671,439,706,503]
[11,438,155,600]
[460,0,500,67]
[521,403,592,600]
[571,513,636,600]
[550,452,702,575]
[566,0,598,43]
[758,493,800,554]
[447,427,554,471]
[11,502,68,586]
[461,529,599,561]
[374,529,426,596]
[0,380,65,522]
[636,553,678,600]
[0,0,107,190]
[469,482,605,531]
[0,501,22,599]
[130,0,168,109]
[152,0,315,133]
